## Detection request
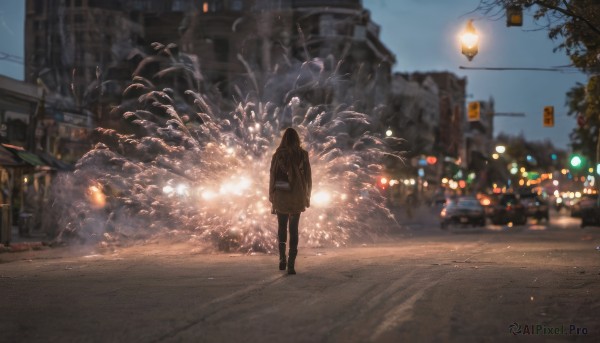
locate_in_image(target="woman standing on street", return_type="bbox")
[269,128,312,275]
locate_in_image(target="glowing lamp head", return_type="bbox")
[385,129,393,137]
[460,20,479,61]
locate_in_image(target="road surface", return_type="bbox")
[1,208,599,342]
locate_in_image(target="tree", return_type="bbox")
[476,0,600,72]
[566,76,600,166]
[477,1,600,163]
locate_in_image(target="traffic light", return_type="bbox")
[543,106,554,127]
[506,6,523,27]
[569,154,584,169]
[467,101,480,122]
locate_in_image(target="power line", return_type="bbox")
[459,66,581,73]
[0,51,24,64]
[495,112,525,117]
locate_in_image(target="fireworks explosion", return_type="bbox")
[51,44,403,253]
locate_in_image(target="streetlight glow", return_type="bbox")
[461,32,478,49]
[495,145,506,154]
[460,19,479,61]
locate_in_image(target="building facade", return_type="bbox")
[25,0,395,130]
[388,73,439,156]
[179,0,395,116]
[465,97,495,191]
[0,75,79,229]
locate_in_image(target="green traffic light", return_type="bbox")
[570,155,583,168]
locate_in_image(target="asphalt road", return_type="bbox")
[1,208,599,342]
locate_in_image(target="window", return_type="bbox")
[34,0,44,14]
[211,0,223,11]
[172,0,185,11]
[230,0,243,11]
[319,14,336,36]
[131,0,144,10]
[201,0,222,12]
[7,119,28,142]
[213,38,229,61]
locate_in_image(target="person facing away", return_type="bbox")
[269,127,312,275]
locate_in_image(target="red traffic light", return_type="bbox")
[426,156,437,165]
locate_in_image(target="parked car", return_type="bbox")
[570,194,597,218]
[519,193,549,222]
[579,195,599,228]
[440,196,486,229]
[489,194,527,225]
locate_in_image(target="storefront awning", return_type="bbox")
[1,144,74,171]
[16,150,45,166]
[1,144,47,168]
[0,145,25,167]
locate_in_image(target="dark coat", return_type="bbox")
[269,148,312,214]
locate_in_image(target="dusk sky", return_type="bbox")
[367,0,587,149]
[0,0,588,149]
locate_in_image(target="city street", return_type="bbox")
[1,1,600,342]
[1,208,599,342]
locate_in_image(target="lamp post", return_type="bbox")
[460,20,479,61]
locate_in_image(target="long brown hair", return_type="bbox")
[276,128,303,165]
[278,127,301,150]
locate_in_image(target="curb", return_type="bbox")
[0,242,48,253]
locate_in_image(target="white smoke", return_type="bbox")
[50,45,404,253]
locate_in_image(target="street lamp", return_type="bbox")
[495,145,506,154]
[460,20,479,61]
[385,128,393,137]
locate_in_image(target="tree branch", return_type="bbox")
[533,0,600,37]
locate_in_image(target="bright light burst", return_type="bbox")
[51,51,402,252]
[312,191,332,207]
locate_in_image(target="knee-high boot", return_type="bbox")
[278,242,287,270]
[287,249,297,275]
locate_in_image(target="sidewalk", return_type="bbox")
[0,225,50,253]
